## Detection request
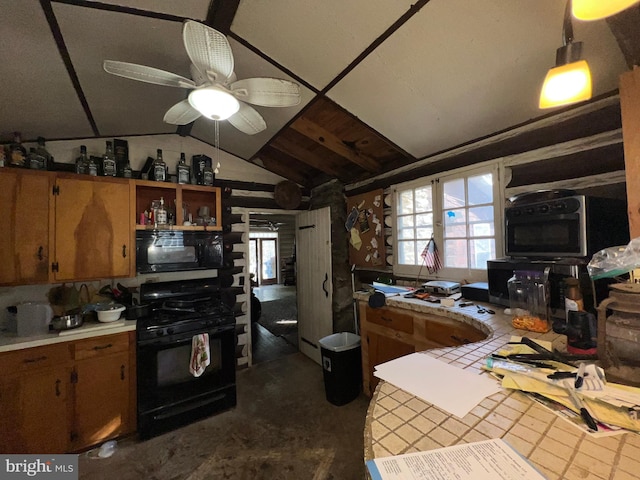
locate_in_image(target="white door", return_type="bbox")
[296,207,333,365]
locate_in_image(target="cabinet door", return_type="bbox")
[0,367,71,454]
[72,351,130,451]
[54,176,131,280]
[365,331,415,396]
[0,170,51,285]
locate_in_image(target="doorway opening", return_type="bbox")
[249,213,299,364]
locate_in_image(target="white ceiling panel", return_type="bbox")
[231,0,416,89]
[84,0,211,20]
[191,38,315,159]
[328,0,629,159]
[54,2,190,137]
[0,0,94,142]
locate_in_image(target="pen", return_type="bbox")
[575,362,586,389]
[567,388,598,431]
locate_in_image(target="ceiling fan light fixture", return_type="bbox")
[539,59,592,109]
[188,86,239,121]
[572,0,640,20]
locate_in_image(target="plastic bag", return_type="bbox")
[587,237,640,280]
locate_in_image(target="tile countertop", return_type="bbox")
[355,292,640,480]
[0,319,136,353]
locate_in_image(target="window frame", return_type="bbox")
[392,163,504,283]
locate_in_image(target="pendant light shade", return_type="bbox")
[539,1,592,109]
[188,86,240,121]
[572,0,639,20]
[539,60,592,109]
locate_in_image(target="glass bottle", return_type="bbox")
[87,154,98,176]
[564,277,584,319]
[122,160,132,178]
[155,197,168,225]
[153,149,166,182]
[102,141,117,176]
[203,163,214,186]
[177,152,190,184]
[28,147,46,170]
[8,131,26,167]
[76,146,88,174]
[35,137,53,170]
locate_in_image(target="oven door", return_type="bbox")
[505,213,585,257]
[136,324,236,437]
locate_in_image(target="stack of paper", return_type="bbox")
[374,353,501,418]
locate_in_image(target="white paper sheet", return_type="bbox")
[374,353,501,418]
[366,439,547,480]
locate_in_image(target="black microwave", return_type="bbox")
[505,195,628,258]
[136,230,223,273]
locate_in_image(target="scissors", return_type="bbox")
[476,305,495,314]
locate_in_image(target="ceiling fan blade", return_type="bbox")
[230,78,301,107]
[103,60,195,88]
[163,99,202,125]
[227,102,267,135]
[183,20,234,84]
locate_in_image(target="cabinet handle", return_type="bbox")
[122,244,127,258]
[322,273,329,298]
[55,379,61,397]
[120,365,125,380]
[93,343,113,351]
[23,355,47,364]
[37,246,43,261]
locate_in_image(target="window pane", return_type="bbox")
[468,174,493,205]
[444,209,466,237]
[397,190,414,214]
[470,238,495,269]
[398,227,414,240]
[468,206,495,236]
[415,213,432,228]
[398,215,415,228]
[415,186,432,212]
[445,239,467,268]
[443,179,465,208]
[398,241,416,264]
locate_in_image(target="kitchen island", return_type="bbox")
[356,293,640,480]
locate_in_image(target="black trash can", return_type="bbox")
[318,332,362,406]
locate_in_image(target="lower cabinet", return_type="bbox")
[359,301,488,397]
[0,331,136,454]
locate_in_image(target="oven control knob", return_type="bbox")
[156,330,163,337]
[525,207,535,215]
[552,202,566,211]
[167,327,174,335]
[538,205,549,213]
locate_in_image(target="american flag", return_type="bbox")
[420,236,443,274]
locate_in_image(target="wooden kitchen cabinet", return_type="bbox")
[54,174,132,281]
[0,169,53,285]
[0,343,73,453]
[0,332,136,454]
[72,334,132,451]
[358,301,488,396]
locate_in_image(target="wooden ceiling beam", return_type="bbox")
[253,153,309,186]
[290,117,381,173]
[270,135,345,178]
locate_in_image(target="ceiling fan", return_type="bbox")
[103,20,301,135]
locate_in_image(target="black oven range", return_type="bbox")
[136,278,236,440]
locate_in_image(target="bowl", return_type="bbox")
[50,313,83,331]
[95,304,126,323]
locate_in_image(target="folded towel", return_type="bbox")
[189,333,210,377]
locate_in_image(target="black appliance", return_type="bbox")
[553,310,597,354]
[136,278,236,440]
[505,194,628,258]
[136,230,223,273]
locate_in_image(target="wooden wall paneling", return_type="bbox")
[620,67,640,238]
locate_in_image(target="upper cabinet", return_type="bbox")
[0,169,53,285]
[53,174,132,281]
[134,179,221,231]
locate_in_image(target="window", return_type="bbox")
[393,165,501,282]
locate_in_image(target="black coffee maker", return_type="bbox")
[553,310,598,354]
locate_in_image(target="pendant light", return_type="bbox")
[572,0,639,20]
[539,0,592,109]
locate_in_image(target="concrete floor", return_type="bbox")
[79,333,369,479]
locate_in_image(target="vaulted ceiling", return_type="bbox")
[2,0,639,189]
